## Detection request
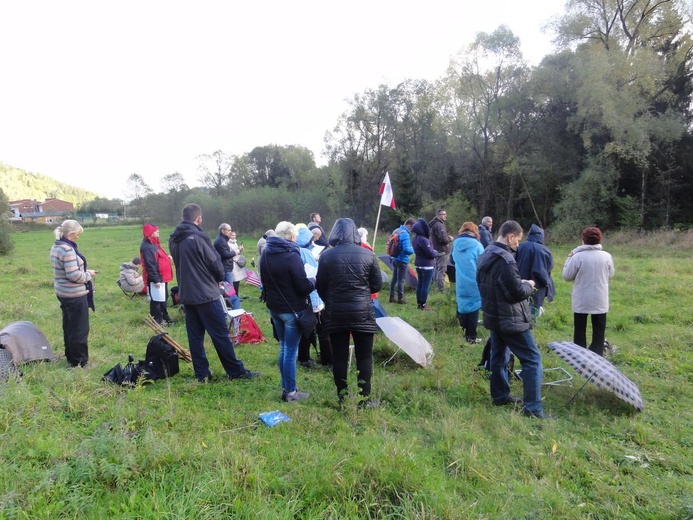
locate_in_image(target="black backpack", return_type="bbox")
[143,333,180,380]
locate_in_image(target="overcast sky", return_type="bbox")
[0,0,565,200]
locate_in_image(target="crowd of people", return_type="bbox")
[50,205,615,418]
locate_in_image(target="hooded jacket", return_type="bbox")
[260,235,314,314]
[562,243,615,314]
[169,220,224,305]
[412,219,440,268]
[213,232,238,272]
[479,223,493,249]
[516,224,556,302]
[118,261,145,293]
[452,233,484,314]
[476,242,534,333]
[390,224,415,263]
[316,218,382,334]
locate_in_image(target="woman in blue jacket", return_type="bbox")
[452,222,484,343]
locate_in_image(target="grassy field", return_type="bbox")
[0,225,691,519]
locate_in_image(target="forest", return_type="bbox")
[3,1,693,239]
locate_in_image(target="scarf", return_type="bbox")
[58,238,95,311]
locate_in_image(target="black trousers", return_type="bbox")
[573,313,607,356]
[330,330,374,398]
[148,282,170,323]
[57,294,90,367]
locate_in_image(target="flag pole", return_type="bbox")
[372,202,383,252]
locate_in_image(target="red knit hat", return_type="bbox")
[143,223,159,237]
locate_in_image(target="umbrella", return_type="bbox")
[372,298,387,318]
[547,341,643,411]
[377,254,418,289]
[376,316,434,367]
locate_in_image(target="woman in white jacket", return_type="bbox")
[562,227,615,356]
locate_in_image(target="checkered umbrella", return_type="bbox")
[548,341,643,411]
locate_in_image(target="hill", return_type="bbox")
[0,162,99,205]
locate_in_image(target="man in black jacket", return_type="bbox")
[169,203,258,383]
[213,223,238,286]
[476,220,548,419]
[429,209,453,292]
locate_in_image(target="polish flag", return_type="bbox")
[379,172,396,209]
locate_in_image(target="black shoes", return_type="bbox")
[493,395,523,406]
[230,370,260,380]
[299,359,318,369]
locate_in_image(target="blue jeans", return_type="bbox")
[270,310,302,393]
[415,267,434,306]
[184,298,246,380]
[389,259,407,300]
[490,329,543,414]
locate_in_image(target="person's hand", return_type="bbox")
[155,282,161,288]
[522,279,536,289]
[239,244,244,252]
[88,270,97,278]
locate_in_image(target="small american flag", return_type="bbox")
[244,268,262,288]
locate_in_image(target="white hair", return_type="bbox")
[54,219,83,240]
[275,221,298,241]
[357,227,368,239]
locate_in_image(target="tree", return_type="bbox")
[198,150,233,196]
[0,187,14,256]
[125,173,153,220]
[161,172,189,224]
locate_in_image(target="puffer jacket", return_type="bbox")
[476,242,534,333]
[316,218,383,334]
[118,262,144,293]
[452,233,484,314]
[260,235,314,314]
[169,221,224,305]
[562,244,615,314]
[412,219,440,268]
[213,233,237,272]
[390,224,414,263]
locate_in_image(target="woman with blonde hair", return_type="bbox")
[452,222,484,344]
[50,220,97,367]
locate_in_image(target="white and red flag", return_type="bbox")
[379,172,396,209]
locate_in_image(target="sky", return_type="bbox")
[0,0,566,200]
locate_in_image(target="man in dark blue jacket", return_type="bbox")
[169,203,258,383]
[476,220,548,419]
[516,224,555,320]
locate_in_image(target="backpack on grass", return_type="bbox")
[143,333,180,380]
[386,230,404,257]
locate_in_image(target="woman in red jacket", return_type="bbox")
[140,223,174,325]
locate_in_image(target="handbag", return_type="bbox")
[264,256,316,339]
[235,254,247,268]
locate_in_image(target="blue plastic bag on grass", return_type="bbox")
[259,410,291,427]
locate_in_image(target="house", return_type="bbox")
[9,198,74,224]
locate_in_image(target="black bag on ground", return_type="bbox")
[296,309,318,339]
[103,354,147,386]
[143,333,179,380]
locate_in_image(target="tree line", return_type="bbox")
[7,1,693,240]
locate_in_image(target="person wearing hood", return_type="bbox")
[50,219,97,367]
[451,222,484,343]
[169,203,259,383]
[260,221,316,402]
[140,223,174,326]
[118,257,146,294]
[295,224,329,369]
[516,224,556,320]
[562,227,615,356]
[412,218,440,311]
[316,218,382,407]
[257,229,275,257]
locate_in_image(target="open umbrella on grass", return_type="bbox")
[377,316,434,368]
[548,341,643,411]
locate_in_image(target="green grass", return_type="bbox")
[0,226,691,519]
